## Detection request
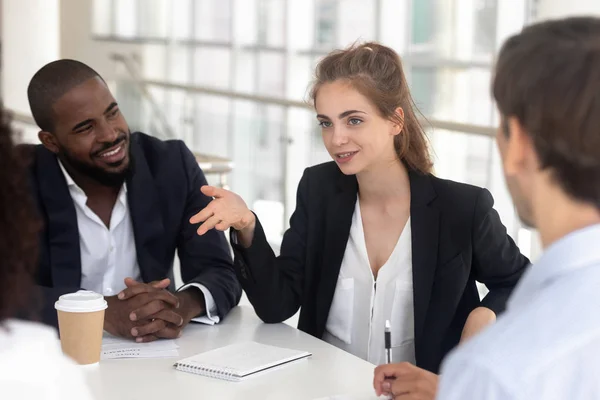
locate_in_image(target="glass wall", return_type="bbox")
[93,0,534,257]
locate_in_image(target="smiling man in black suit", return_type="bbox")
[23,59,241,342]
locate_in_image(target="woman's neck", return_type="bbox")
[356,158,410,204]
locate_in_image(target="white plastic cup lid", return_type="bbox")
[55,290,108,313]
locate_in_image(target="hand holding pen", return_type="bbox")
[374,320,439,399]
[373,363,439,399]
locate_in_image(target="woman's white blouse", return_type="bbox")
[323,197,416,365]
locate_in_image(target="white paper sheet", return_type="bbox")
[101,333,179,359]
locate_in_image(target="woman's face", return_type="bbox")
[315,80,400,176]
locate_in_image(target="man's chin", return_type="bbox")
[515,205,536,229]
[518,216,536,230]
[59,144,135,188]
[103,157,129,170]
[88,159,132,187]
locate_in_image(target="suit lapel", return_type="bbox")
[315,172,357,336]
[126,135,167,283]
[409,170,439,347]
[35,147,82,287]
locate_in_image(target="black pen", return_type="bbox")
[385,319,392,364]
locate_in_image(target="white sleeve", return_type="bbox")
[1,321,95,400]
[437,355,517,400]
[177,283,220,325]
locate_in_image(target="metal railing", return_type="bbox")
[109,52,504,236]
[110,53,497,138]
[109,54,235,188]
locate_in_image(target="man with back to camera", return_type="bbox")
[22,59,241,342]
[374,16,600,399]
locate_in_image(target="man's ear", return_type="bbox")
[503,117,533,177]
[38,131,59,154]
[390,107,405,136]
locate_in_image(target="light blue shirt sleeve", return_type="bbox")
[177,283,220,325]
[437,355,517,400]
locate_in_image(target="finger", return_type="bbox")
[150,278,171,289]
[389,372,436,399]
[200,185,227,199]
[374,365,395,396]
[389,380,415,398]
[119,283,177,304]
[119,283,153,300]
[131,318,167,337]
[189,203,216,225]
[374,364,409,396]
[129,293,180,321]
[196,215,222,236]
[149,290,180,308]
[130,299,171,322]
[123,277,170,290]
[124,288,179,311]
[135,334,160,343]
[214,221,231,231]
[123,277,142,288]
[151,309,184,327]
[119,280,152,299]
[155,324,183,340]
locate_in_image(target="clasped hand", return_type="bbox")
[104,277,201,343]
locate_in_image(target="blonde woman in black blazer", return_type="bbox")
[190,42,528,397]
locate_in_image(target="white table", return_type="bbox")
[85,306,382,400]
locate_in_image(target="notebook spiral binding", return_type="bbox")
[175,363,238,382]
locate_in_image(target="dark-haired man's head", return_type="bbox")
[28,59,132,187]
[493,17,600,233]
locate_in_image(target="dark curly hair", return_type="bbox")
[0,105,41,322]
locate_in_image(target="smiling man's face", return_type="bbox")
[46,77,132,186]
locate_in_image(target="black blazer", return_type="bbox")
[232,161,529,373]
[23,132,241,327]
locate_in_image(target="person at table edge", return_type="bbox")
[190,41,529,377]
[19,60,241,342]
[0,103,93,399]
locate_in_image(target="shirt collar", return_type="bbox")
[509,223,600,309]
[57,158,81,191]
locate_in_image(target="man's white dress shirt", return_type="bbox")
[324,198,416,365]
[0,319,94,400]
[437,224,600,400]
[59,161,219,324]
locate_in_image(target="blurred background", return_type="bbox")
[2,0,599,265]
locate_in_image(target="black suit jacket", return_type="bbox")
[232,161,529,373]
[24,132,241,327]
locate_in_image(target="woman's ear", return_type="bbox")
[390,107,405,136]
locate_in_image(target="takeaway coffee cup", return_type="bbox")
[55,290,107,365]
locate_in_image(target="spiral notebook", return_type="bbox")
[173,341,311,382]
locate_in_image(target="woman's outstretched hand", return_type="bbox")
[190,186,256,246]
